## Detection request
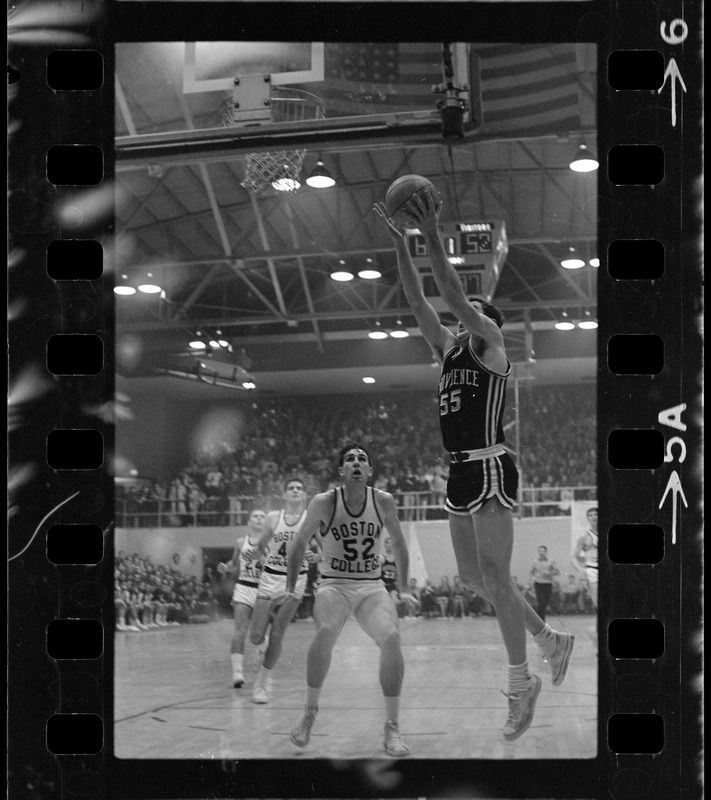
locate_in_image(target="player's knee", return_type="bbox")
[314,623,341,646]
[480,563,510,596]
[377,629,401,652]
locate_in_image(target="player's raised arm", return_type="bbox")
[285,492,332,594]
[406,193,504,347]
[373,203,454,363]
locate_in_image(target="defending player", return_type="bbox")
[379,535,401,608]
[248,477,315,704]
[286,444,418,757]
[374,193,574,742]
[217,508,267,688]
[571,506,598,609]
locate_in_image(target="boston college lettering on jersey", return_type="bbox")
[320,486,384,580]
[264,509,307,575]
[237,537,263,585]
[438,344,510,452]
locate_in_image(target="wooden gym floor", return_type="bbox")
[114,614,597,760]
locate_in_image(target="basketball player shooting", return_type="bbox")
[374,189,574,742]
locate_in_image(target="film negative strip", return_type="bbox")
[7,1,702,799]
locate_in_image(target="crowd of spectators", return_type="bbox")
[395,572,595,619]
[116,385,595,526]
[114,552,217,631]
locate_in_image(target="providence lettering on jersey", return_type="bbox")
[320,486,384,580]
[438,344,510,452]
[264,509,307,574]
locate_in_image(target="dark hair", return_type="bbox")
[586,506,598,516]
[283,476,305,492]
[338,443,372,467]
[468,295,504,329]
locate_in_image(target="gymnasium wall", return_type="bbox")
[116,515,576,584]
[409,517,576,586]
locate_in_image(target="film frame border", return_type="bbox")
[6,1,703,798]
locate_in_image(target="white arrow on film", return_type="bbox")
[659,470,688,544]
[659,58,688,127]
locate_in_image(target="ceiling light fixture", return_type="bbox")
[331,269,354,282]
[578,310,598,330]
[305,157,336,189]
[242,381,256,389]
[189,340,207,349]
[569,144,599,173]
[561,247,585,270]
[589,257,600,268]
[358,268,382,280]
[362,377,376,384]
[555,312,575,331]
[368,321,388,340]
[137,283,162,293]
[390,320,409,338]
[114,286,136,296]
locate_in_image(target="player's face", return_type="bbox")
[284,482,305,502]
[587,510,598,528]
[248,510,266,533]
[339,449,372,483]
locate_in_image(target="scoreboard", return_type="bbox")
[405,220,508,301]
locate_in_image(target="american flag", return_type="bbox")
[313,42,590,138]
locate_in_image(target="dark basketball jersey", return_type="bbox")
[381,557,397,586]
[438,343,510,452]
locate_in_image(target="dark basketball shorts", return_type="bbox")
[445,452,519,515]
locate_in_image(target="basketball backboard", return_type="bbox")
[115,42,479,166]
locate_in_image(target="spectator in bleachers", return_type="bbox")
[436,576,453,618]
[118,386,595,527]
[451,575,468,618]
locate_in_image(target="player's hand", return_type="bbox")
[216,562,229,575]
[269,590,297,615]
[404,190,442,233]
[304,550,322,565]
[373,203,405,240]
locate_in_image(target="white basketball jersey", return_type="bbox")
[237,535,263,586]
[319,486,384,581]
[263,508,307,575]
[583,529,598,569]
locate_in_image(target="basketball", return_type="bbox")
[384,175,436,228]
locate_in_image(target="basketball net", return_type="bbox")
[220,87,326,194]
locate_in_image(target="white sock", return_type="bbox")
[231,653,244,677]
[306,686,321,709]
[533,623,556,651]
[384,695,400,725]
[257,665,273,686]
[508,662,531,694]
